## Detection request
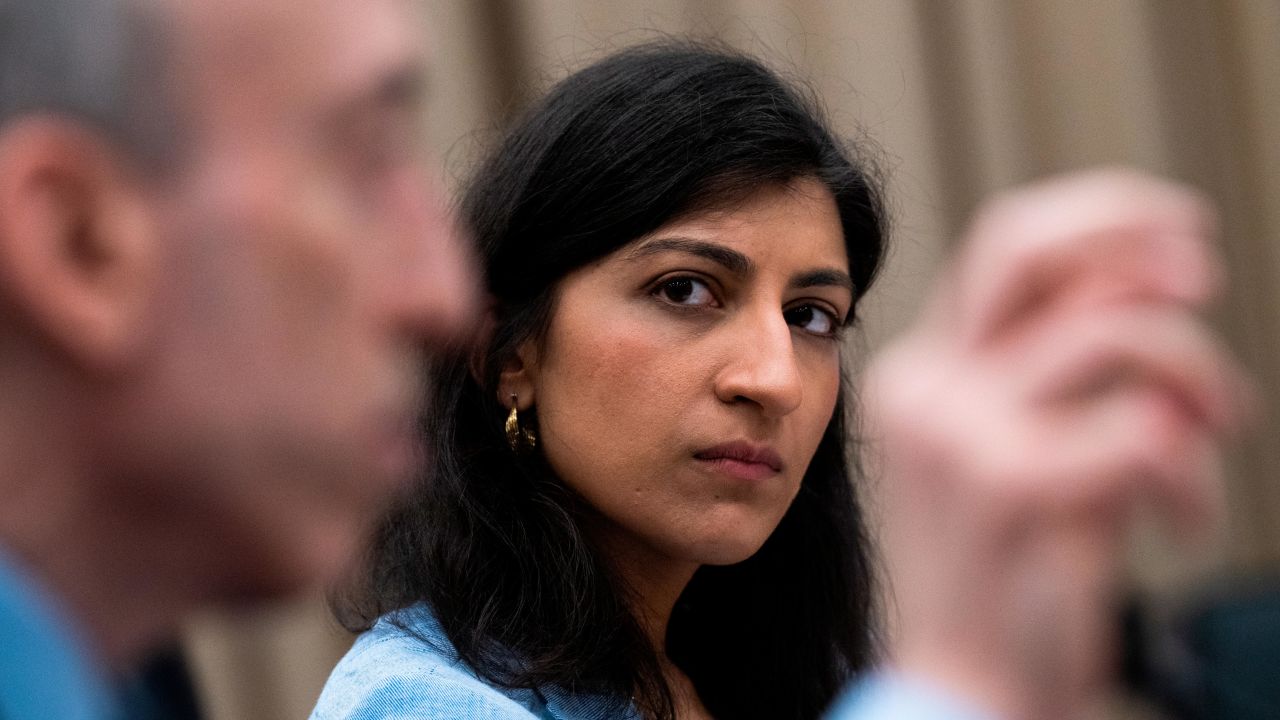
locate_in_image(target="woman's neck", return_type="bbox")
[586,525,714,718]
[591,526,698,651]
[660,655,714,720]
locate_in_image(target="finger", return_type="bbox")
[945,169,1221,345]
[1007,303,1253,434]
[1032,387,1228,537]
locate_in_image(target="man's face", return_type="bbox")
[115,0,475,593]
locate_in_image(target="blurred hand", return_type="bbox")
[862,169,1253,720]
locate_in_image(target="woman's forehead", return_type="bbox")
[627,179,849,268]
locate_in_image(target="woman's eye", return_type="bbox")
[784,304,840,337]
[654,277,717,307]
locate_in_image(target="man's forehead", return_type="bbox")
[165,0,427,107]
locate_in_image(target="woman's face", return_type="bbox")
[519,178,852,569]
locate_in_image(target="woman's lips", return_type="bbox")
[693,441,784,481]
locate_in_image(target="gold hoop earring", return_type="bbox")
[505,394,537,450]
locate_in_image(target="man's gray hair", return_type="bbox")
[0,0,174,163]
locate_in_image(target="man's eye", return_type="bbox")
[784,304,839,337]
[342,113,419,182]
[355,131,407,176]
[654,277,717,307]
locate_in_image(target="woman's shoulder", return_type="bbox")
[309,605,545,720]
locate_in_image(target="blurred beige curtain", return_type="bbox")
[184,2,1280,718]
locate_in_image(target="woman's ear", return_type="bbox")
[497,340,537,410]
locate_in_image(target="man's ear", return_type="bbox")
[497,339,538,411]
[0,117,158,372]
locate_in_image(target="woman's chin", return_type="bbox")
[683,533,772,567]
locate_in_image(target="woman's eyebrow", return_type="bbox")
[626,237,753,277]
[793,268,855,293]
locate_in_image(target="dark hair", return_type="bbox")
[337,41,887,720]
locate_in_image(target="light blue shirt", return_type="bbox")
[314,603,995,720]
[824,672,995,720]
[0,548,118,720]
[311,604,640,720]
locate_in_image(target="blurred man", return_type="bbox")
[0,0,476,718]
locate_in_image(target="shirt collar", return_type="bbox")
[536,684,642,720]
[391,603,642,720]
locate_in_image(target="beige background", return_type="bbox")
[183,1,1280,718]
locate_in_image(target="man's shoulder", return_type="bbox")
[0,549,118,720]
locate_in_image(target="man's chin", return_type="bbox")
[214,523,366,605]
[213,563,321,607]
[367,426,426,494]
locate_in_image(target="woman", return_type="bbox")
[313,41,886,720]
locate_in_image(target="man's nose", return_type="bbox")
[393,172,480,350]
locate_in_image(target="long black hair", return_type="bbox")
[337,41,888,720]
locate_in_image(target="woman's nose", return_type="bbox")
[713,310,804,418]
